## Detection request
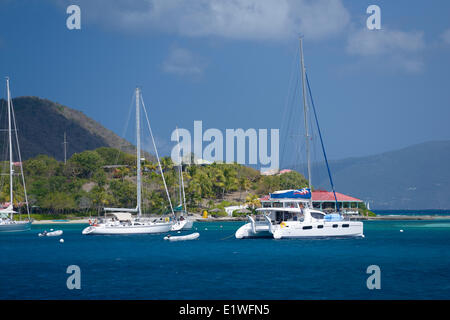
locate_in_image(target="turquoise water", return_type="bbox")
[1,219,450,300]
[373,209,450,216]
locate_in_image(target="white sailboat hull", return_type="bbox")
[171,219,194,231]
[0,220,32,232]
[82,222,172,235]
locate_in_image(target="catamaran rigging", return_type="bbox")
[235,38,364,239]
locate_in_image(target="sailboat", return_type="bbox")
[170,127,193,231]
[82,87,174,235]
[235,39,363,239]
[0,77,32,232]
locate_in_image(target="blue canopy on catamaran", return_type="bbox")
[270,188,311,200]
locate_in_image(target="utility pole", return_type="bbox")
[63,132,68,164]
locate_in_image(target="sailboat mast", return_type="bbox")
[135,87,142,217]
[6,78,14,213]
[299,38,312,207]
[176,127,187,212]
[178,161,182,206]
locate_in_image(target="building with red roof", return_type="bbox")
[311,190,362,212]
[259,189,362,213]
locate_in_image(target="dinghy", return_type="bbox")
[38,230,63,237]
[164,232,199,242]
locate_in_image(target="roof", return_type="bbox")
[312,190,362,202]
[260,169,278,176]
[181,154,212,165]
[260,191,362,202]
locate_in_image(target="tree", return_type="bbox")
[41,192,76,214]
[239,177,251,201]
[68,150,103,179]
[245,193,261,212]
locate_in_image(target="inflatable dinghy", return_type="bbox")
[38,230,63,237]
[164,232,199,242]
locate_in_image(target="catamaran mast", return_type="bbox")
[299,38,312,207]
[6,77,14,215]
[135,87,142,217]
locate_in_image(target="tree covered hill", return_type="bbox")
[0,147,309,215]
[0,96,137,161]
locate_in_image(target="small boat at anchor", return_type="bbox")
[38,229,63,237]
[164,232,200,242]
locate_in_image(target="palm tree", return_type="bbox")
[245,193,261,212]
[239,178,251,201]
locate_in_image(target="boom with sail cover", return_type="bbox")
[270,188,311,200]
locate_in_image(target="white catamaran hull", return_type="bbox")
[0,221,32,232]
[235,222,273,239]
[235,217,363,239]
[235,216,273,239]
[272,221,364,239]
[82,222,172,235]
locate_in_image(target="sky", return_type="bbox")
[0,0,449,168]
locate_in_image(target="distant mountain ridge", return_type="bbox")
[0,96,138,161]
[292,140,450,210]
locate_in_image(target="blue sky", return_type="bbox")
[0,0,449,167]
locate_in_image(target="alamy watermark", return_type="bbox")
[66,5,81,30]
[66,265,81,290]
[367,5,381,30]
[171,121,279,171]
[366,265,381,290]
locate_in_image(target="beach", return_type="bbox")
[29,213,450,224]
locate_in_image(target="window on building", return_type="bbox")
[285,202,298,208]
[273,202,283,208]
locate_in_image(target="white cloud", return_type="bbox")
[347,29,424,56]
[54,0,350,41]
[441,28,450,45]
[162,47,206,76]
[346,28,425,73]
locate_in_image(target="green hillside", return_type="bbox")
[0,147,309,217]
[307,141,450,209]
[0,96,137,161]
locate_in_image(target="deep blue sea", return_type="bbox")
[1,211,450,300]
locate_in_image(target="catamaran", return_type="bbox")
[0,77,32,232]
[170,127,193,231]
[82,87,174,235]
[235,39,363,239]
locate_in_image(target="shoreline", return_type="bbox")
[30,215,450,224]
